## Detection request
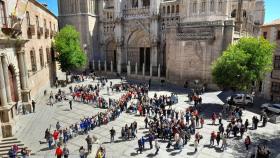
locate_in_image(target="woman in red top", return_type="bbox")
[55,146,63,158]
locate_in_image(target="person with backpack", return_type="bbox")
[245,136,251,150]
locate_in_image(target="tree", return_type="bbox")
[212,37,275,92]
[54,25,87,75]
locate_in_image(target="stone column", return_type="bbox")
[0,56,8,106]
[135,63,138,75]
[104,61,107,72]
[127,61,131,76]
[1,55,12,103]
[142,63,145,76]
[98,60,101,71]
[110,61,113,72]
[150,65,152,77]
[158,64,161,78]
[17,51,31,111]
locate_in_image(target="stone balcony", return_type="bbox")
[123,7,150,19]
[0,15,22,38]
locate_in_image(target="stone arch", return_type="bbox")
[163,6,166,14]
[176,5,179,13]
[172,5,175,13]
[126,29,151,71]
[167,6,170,14]
[231,9,237,18]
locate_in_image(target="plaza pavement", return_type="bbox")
[14,77,280,158]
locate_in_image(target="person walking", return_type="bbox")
[63,145,69,158]
[210,131,216,146]
[216,132,221,146]
[31,100,36,113]
[53,130,59,147]
[245,136,251,150]
[85,135,93,153]
[200,117,204,128]
[55,145,63,158]
[110,127,116,143]
[154,139,160,155]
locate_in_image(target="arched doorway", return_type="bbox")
[127,30,150,72]
[105,40,117,71]
[8,65,18,102]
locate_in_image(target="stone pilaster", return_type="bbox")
[110,61,113,72]
[142,63,145,76]
[127,61,131,76]
[0,54,8,107]
[98,60,101,71]
[135,63,138,75]
[150,65,152,77]
[92,60,95,70]
[104,61,107,72]
[17,51,31,112]
[158,64,161,78]
[1,55,12,103]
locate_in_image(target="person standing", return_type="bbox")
[194,139,198,152]
[154,139,160,155]
[55,145,63,158]
[32,100,36,113]
[69,100,72,110]
[221,134,227,151]
[200,117,204,128]
[53,130,59,147]
[85,135,93,153]
[63,145,70,158]
[79,146,86,158]
[245,136,251,150]
[110,127,116,143]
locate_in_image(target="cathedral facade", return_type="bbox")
[58,0,264,87]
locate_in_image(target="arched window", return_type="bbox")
[218,0,222,11]
[46,48,50,63]
[30,49,37,72]
[210,0,214,12]
[193,1,197,13]
[176,5,179,13]
[132,0,138,8]
[231,9,236,18]
[243,10,247,18]
[201,0,206,13]
[167,6,170,14]
[163,6,166,14]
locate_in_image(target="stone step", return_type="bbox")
[0,140,21,145]
[1,137,17,142]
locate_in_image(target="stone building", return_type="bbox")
[58,0,264,87]
[0,0,57,138]
[261,19,280,102]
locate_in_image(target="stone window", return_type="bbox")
[26,11,30,27]
[201,0,206,13]
[231,9,236,18]
[46,48,50,63]
[263,32,267,39]
[0,1,6,26]
[36,15,39,29]
[176,5,179,13]
[274,55,280,70]
[132,0,138,8]
[193,1,197,13]
[167,6,170,14]
[143,0,150,7]
[172,5,175,13]
[163,6,166,14]
[271,82,280,93]
[277,30,280,40]
[210,0,214,12]
[30,50,37,72]
[44,19,46,29]
[218,0,222,11]
[39,48,44,69]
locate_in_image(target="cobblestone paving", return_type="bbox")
[14,77,280,158]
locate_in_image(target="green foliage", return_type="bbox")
[54,25,87,72]
[212,37,275,92]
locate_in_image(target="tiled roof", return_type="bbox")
[262,18,280,27]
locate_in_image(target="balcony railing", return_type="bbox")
[1,16,22,38]
[45,28,49,38]
[123,7,150,18]
[37,26,43,35]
